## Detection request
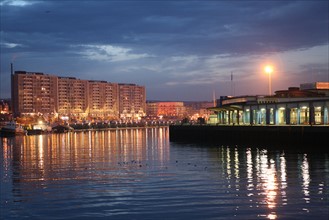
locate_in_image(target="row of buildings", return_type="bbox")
[9,68,329,126]
[209,82,329,126]
[10,70,213,122]
[11,71,146,121]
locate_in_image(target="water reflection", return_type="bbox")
[1,128,328,220]
[2,128,170,187]
[216,146,328,220]
[280,153,287,205]
[301,154,310,204]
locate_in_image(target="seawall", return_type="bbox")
[169,125,329,151]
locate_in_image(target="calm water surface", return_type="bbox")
[1,127,328,219]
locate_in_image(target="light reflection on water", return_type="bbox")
[1,127,328,220]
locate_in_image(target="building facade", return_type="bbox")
[12,71,58,115]
[57,77,89,118]
[88,81,119,120]
[146,101,187,119]
[118,84,146,120]
[209,83,329,126]
[11,71,145,121]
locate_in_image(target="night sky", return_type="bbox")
[1,0,328,101]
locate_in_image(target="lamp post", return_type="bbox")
[264,65,273,95]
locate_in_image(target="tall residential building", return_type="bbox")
[12,71,58,116]
[57,77,89,118]
[11,71,146,120]
[118,84,146,120]
[88,81,119,119]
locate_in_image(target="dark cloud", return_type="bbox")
[2,1,327,54]
[0,0,328,100]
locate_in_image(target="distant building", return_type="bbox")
[89,81,119,120]
[118,83,146,120]
[146,101,214,120]
[146,101,187,119]
[12,71,58,115]
[57,77,89,118]
[0,99,11,114]
[184,101,213,120]
[208,82,329,125]
[146,102,158,117]
[300,82,329,93]
[158,102,186,118]
[11,71,145,120]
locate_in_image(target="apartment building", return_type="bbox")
[12,71,58,115]
[88,81,119,119]
[118,84,146,120]
[11,71,145,120]
[57,77,89,118]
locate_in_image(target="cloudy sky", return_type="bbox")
[1,0,328,101]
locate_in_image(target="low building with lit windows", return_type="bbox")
[209,82,329,126]
[146,101,187,119]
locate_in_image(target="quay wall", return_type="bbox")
[169,125,329,151]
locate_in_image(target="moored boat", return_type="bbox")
[0,121,27,136]
[52,124,74,133]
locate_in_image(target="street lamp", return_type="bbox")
[264,65,273,95]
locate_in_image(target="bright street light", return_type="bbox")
[264,65,273,95]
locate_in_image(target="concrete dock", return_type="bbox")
[169,125,329,151]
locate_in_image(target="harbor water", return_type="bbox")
[1,127,328,219]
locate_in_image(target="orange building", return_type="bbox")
[146,102,186,119]
[88,81,119,119]
[57,77,89,118]
[12,71,58,115]
[118,84,146,120]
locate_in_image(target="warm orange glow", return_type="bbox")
[264,65,273,74]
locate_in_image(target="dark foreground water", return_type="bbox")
[1,127,328,219]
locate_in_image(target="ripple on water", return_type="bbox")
[1,130,328,220]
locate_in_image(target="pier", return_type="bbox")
[169,125,329,151]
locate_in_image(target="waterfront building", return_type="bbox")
[88,81,119,120]
[12,71,58,116]
[118,83,146,120]
[0,99,10,114]
[146,101,214,120]
[57,77,89,119]
[146,101,158,117]
[11,71,145,121]
[208,82,329,126]
[184,101,213,120]
[146,101,187,119]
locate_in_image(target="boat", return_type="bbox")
[0,121,27,136]
[26,122,52,135]
[52,124,74,133]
